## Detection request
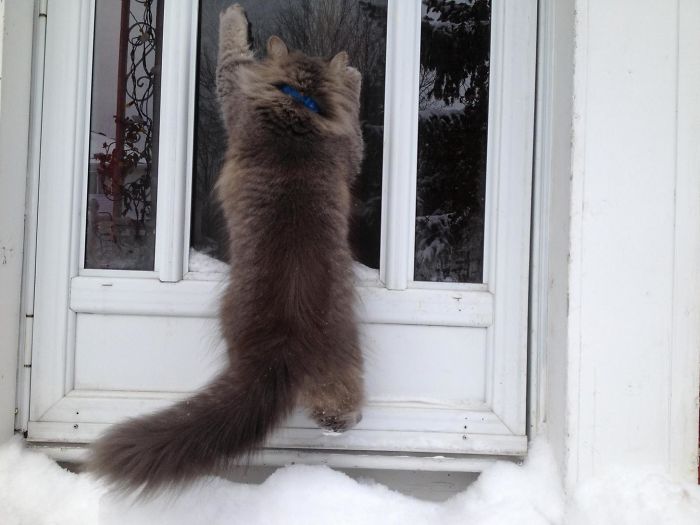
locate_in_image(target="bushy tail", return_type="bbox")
[89,357,295,494]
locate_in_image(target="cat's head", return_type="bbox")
[238,36,362,137]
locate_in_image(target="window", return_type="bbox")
[192,0,387,270]
[85,0,162,270]
[26,0,536,463]
[416,0,491,283]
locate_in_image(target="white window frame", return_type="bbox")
[23,0,537,467]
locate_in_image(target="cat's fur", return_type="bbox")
[89,4,364,493]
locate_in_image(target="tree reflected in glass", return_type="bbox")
[415,0,490,283]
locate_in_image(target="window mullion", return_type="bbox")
[154,1,198,282]
[380,0,421,291]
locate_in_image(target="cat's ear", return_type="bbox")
[267,36,288,59]
[330,51,349,73]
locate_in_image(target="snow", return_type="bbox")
[418,107,466,119]
[567,469,700,525]
[0,437,102,525]
[189,247,381,283]
[189,247,230,274]
[1,437,698,524]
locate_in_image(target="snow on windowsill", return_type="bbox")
[188,248,231,274]
[188,248,381,284]
[1,437,699,525]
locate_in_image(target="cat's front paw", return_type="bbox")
[220,3,246,24]
[219,3,250,52]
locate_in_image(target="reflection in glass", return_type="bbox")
[415,0,490,283]
[191,0,387,270]
[85,0,162,270]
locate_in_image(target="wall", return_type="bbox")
[546,0,700,487]
[0,0,34,441]
[0,0,4,102]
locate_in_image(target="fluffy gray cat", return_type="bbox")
[90,3,365,493]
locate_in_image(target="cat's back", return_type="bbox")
[216,144,351,263]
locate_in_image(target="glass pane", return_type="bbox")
[85,0,162,270]
[191,0,387,270]
[414,0,490,283]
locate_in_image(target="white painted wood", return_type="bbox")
[530,0,700,488]
[484,0,537,435]
[361,324,488,404]
[180,1,201,278]
[380,0,421,290]
[669,0,700,482]
[72,314,224,392]
[528,0,552,437]
[32,440,506,474]
[15,0,48,433]
[64,0,94,404]
[41,391,501,431]
[408,281,487,292]
[75,1,94,274]
[532,0,576,480]
[32,378,526,454]
[79,268,156,279]
[69,275,494,327]
[37,393,519,444]
[31,0,90,420]
[28,418,525,457]
[69,314,488,403]
[530,0,576,446]
[0,0,3,100]
[69,276,226,318]
[153,0,199,282]
[563,0,700,486]
[26,0,536,464]
[31,305,521,454]
[0,0,35,440]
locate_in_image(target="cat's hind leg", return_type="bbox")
[301,339,364,434]
[306,382,363,434]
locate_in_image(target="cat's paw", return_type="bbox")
[219,4,250,52]
[313,408,362,434]
[220,3,246,24]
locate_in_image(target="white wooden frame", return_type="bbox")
[557,0,700,486]
[0,0,35,441]
[529,0,700,487]
[26,0,537,465]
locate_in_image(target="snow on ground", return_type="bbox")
[0,437,102,525]
[1,437,699,524]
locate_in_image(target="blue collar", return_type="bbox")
[279,84,320,113]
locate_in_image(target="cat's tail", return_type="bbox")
[88,354,296,495]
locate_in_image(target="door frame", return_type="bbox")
[4,0,548,468]
[0,0,39,442]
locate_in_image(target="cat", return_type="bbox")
[89,3,365,493]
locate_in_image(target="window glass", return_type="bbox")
[191,0,387,270]
[414,0,490,283]
[85,0,162,270]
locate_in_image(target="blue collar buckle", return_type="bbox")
[279,84,320,113]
